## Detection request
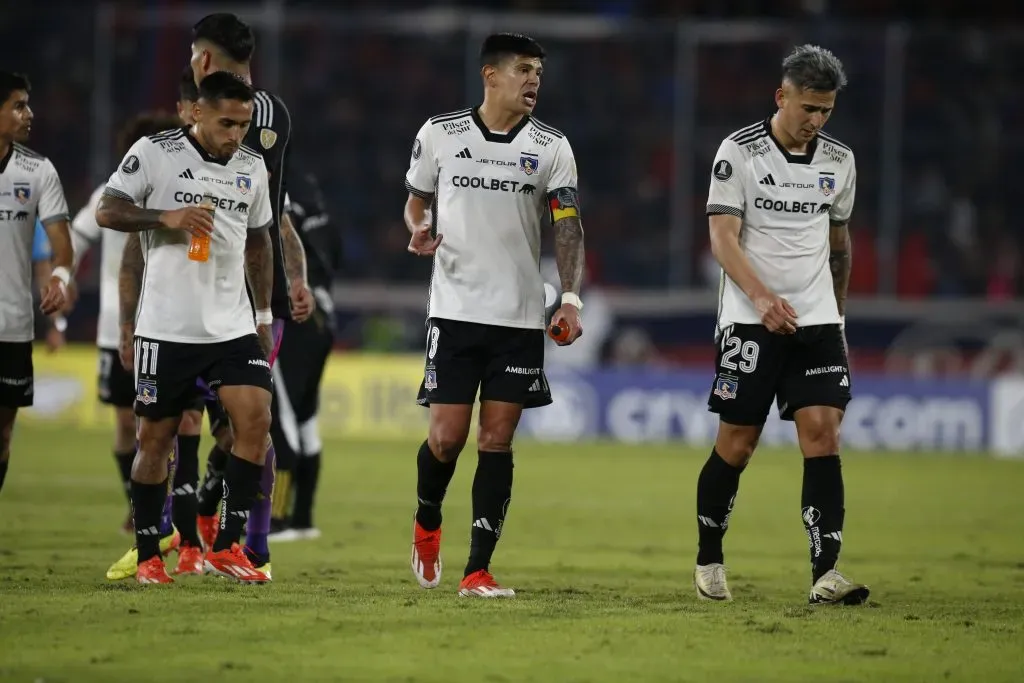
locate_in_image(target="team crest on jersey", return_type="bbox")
[713,374,738,400]
[818,175,836,196]
[236,175,251,195]
[424,369,438,390]
[13,183,30,204]
[260,128,278,149]
[519,153,539,176]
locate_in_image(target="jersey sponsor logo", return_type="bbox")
[13,182,30,204]
[122,154,141,174]
[754,197,829,214]
[528,128,553,148]
[0,209,30,221]
[451,175,526,193]
[818,175,836,196]
[760,174,814,189]
[236,175,251,195]
[159,140,187,153]
[411,138,422,160]
[173,190,249,213]
[14,156,39,172]
[260,128,278,149]
[442,119,471,135]
[805,365,846,376]
[746,138,770,158]
[476,158,515,167]
[248,358,270,369]
[505,365,541,375]
[519,153,539,176]
[713,159,733,181]
[520,184,536,195]
[820,141,848,164]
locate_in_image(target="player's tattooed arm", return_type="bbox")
[245,224,274,311]
[829,221,852,316]
[119,233,144,326]
[280,211,308,286]
[96,194,165,233]
[549,187,585,294]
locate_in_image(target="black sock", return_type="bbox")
[292,452,321,529]
[415,440,458,531]
[131,478,168,563]
[802,455,845,582]
[0,459,8,493]
[171,435,201,547]
[114,449,135,502]
[465,451,513,576]
[696,449,744,566]
[196,445,229,516]
[213,455,263,552]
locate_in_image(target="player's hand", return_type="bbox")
[160,207,214,238]
[256,323,274,359]
[407,221,443,257]
[119,324,135,370]
[62,281,78,314]
[289,279,315,323]
[754,292,798,334]
[39,276,66,316]
[548,304,583,346]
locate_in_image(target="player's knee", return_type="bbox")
[115,409,137,449]
[137,431,174,464]
[795,409,842,456]
[714,423,761,467]
[179,409,203,436]
[235,403,272,442]
[477,425,515,453]
[427,425,469,463]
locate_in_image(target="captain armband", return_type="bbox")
[547,187,580,223]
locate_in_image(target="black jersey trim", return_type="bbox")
[12,143,44,159]
[148,128,185,143]
[0,143,13,173]
[817,131,852,151]
[728,121,764,141]
[764,116,817,165]
[706,204,743,218]
[530,118,565,138]
[732,131,768,146]
[239,144,263,159]
[470,107,530,144]
[404,179,433,200]
[183,129,229,166]
[430,108,473,124]
[102,186,135,203]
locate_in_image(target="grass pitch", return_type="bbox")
[1,424,1023,682]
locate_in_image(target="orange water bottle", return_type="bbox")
[188,194,215,262]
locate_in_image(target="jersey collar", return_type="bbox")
[183,127,230,166]
[0,143,13,174]
[764,116,817,165]
[471,107,531,144]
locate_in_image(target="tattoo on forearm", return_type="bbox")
[829,224,852,316]
[96,195,164,233]
[554,215,585,295]
[245,226,274,310]
[119,233,144,326]
[280,213,307,284]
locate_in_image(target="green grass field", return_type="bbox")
[2,424,1023,682]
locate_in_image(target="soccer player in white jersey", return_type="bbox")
[72,112,184,537]
[0,71,72,495]
[404,33,586,598]
[95,72,275,584]
[694,45,868,605]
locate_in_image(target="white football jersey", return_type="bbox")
[405,108,578,330]
[706,118,856,335]
[104,127,273,344]
[72,184,124,349]
[0,143,69,342]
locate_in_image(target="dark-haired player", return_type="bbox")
[188,13,314,577]
[96,73,275,584]
[0,71,72,495]
[696,44,868,605]
[405,33,585,597]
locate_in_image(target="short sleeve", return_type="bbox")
[248,160,274,230]
[104,138,154,205]
[829,157,857,224]
[546,136,578,192]
[706,139,746,218]
[404,120,438,199]
[37,158,69,225]
[32,219,52,261]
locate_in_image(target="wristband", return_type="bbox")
[561,292,583,311]
[255,309,273,326]
[54,316,67,333]
[51,266,71,287]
